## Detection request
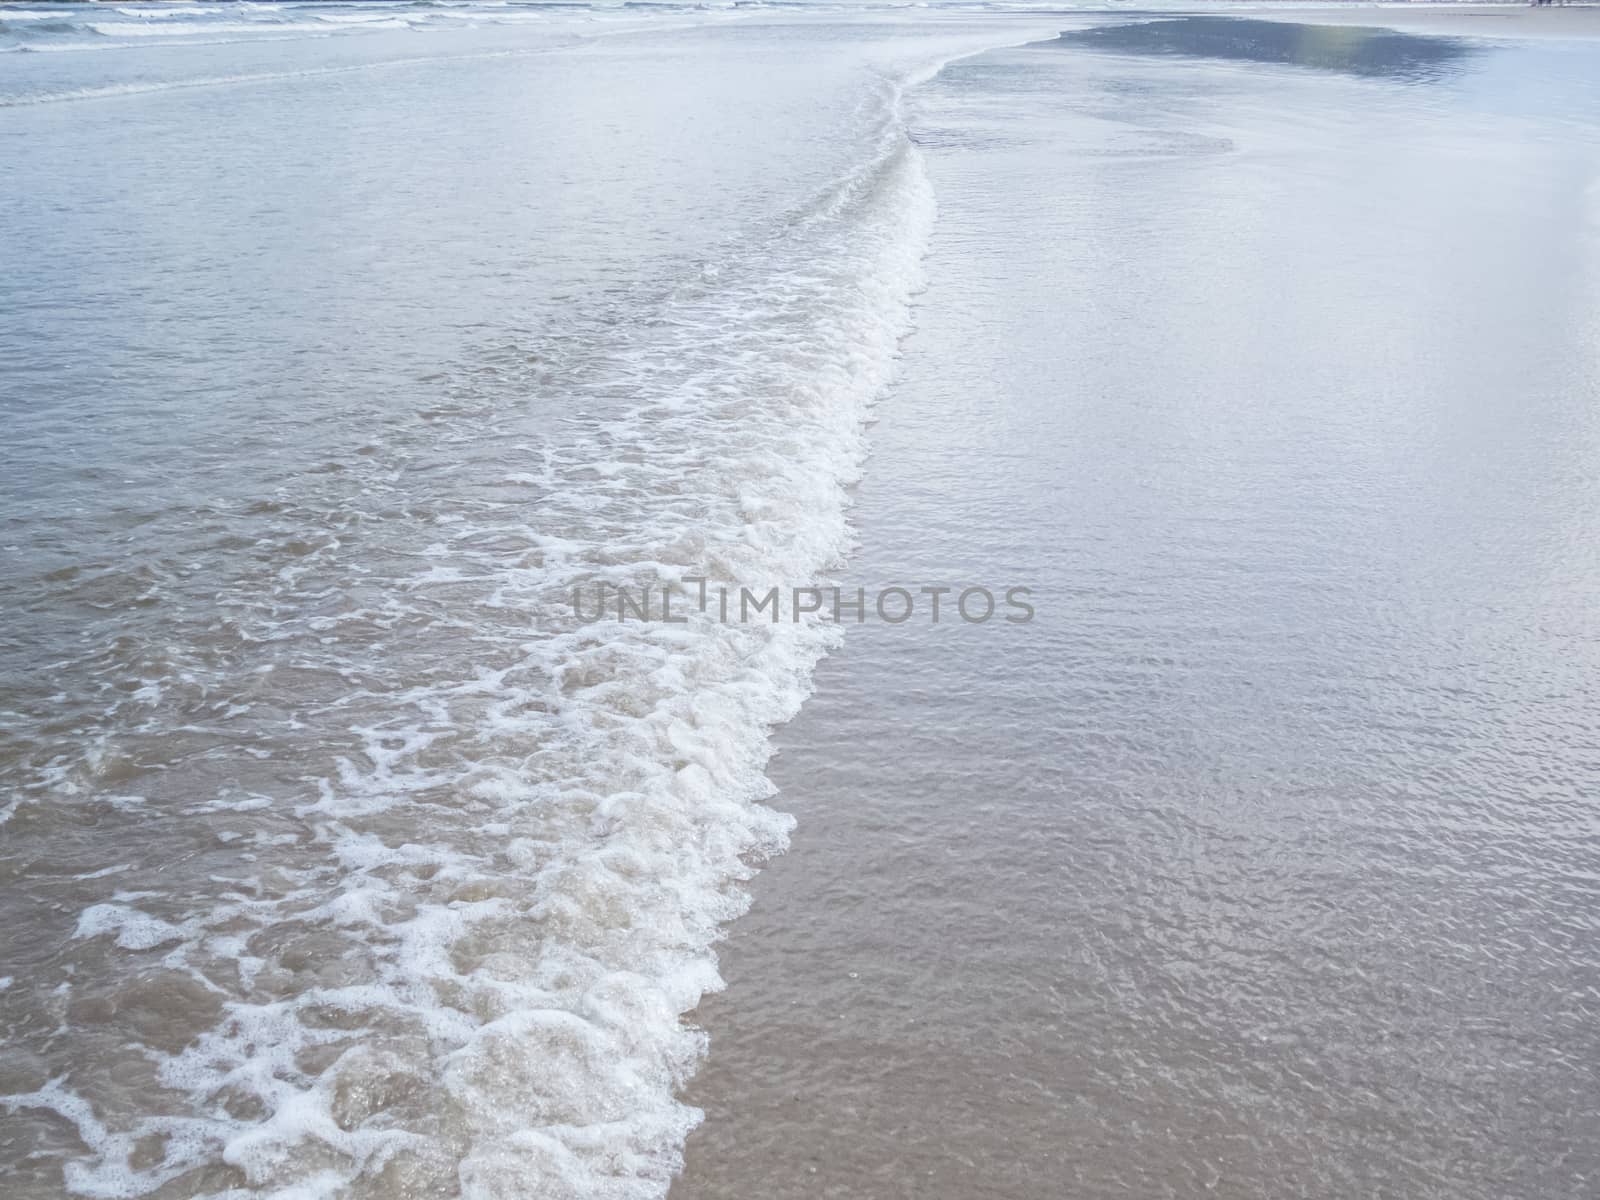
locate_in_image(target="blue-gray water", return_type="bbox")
[2,5,1599,1199]
[677,12,1600,1200]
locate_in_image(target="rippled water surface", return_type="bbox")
[678,16,1600,1200]
[4,4,1600,1199]
[1,4,1064,1195]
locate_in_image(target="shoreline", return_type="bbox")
[673,8,1600,1198]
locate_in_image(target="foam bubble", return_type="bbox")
[0,36,960,1200]
[73,903,191,951]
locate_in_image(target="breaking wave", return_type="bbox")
[0,60,937,1200]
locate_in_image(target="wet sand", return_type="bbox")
[672,9,1600,1198]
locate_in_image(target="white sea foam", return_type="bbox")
[74,902,192,950]
[86,21,336,37]
[3,51,943,1199]
[111,7,230,17]
[313,13,417,25]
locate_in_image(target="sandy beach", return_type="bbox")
[2,5,1598,1198]
[674,8,1600,1198]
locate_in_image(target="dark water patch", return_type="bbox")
[0,19,83,36]
[1050,17,1479,82]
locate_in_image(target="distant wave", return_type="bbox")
[0,47,537,105]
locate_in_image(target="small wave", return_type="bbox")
[0,46,532,105]
[314,12,419,24]
[7,33,341,54]
[0,54,941,1200]
[0,18,81,35]
[85,20,337,37]
[111,6,229,16]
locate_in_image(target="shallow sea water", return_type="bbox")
[3,5,1600,1199]
[677,14,1600,1200]
[1,5,1057,1195]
